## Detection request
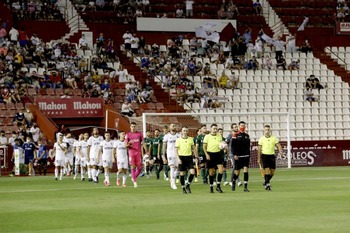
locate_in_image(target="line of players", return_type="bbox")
[51,122,281,193]
[51,123,241,191]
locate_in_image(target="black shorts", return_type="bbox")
[198,154,207,164]
[262,154,276,169]
[178,156,194,172]
[25,156,34,165]
[152,155,163,165]
[234,156,250,170]
[206,152,224,169]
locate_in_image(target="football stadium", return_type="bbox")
[1,0,350,232]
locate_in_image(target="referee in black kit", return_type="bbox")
[231,121,251,192]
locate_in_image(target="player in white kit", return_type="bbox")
[113,131,128,187]
[73,134,83,180]
[88,128,104,183]
[51,133,67,180]
[63,132,75,176]
[98,132,114,186]
[78,132,90,181]
[162,123,180,190]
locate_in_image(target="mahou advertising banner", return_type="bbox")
[336,22,350,35]
[35,97,104,118]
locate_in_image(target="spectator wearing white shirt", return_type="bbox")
[79,34,88,50]
[130,34,139,54]
[30,123,40,143]
[121,100,134,117]
[9,27,19,45]
[122,31,132,50]
[0,130,8,146]
[286,33,296,53]
[185,0,194,18]
[272,36,286,61]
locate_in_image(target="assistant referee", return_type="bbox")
[257,125,283,191]
[175,126,197,194]
[203,124,225,193]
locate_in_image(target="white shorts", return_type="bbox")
[89,156,99,166]
[80,157,88,167]
[97,156,103,167]
[102,160,113,169]
[117,160,129,170]
[55,159,65,167]
[75,156,81,164]
[65,156,73,165]
[167,155,178,167]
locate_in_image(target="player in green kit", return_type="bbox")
[151,129,163,179]
[196,125,208,184]
[160,125,169,180]
[143,130,153,177]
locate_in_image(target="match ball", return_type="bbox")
[219,141,227,150]
[143,154,150,162]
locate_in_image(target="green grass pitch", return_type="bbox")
[1,167,350,233]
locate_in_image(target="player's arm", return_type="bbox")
[77,146,82,159]
[97,146,102,161]
[87,145,91,161]
[203,142,210,160]
[175,143,181,164]
[192,143,198,158]
[257,144,262,165]
[231,138,238,160]
[148,142,152,157]
[276,142,283,155]
[162,141,167,162]
[112,148,116,163]
[142,141,148,155]
[51,145,56,157]
[157,142,160,160]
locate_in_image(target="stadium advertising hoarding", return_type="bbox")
[281,140,350,167]
[35,97,104,118]
[336,22,350,35]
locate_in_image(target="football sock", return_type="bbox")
[217,173,223,184]
[55,167,58,178]
[188,174,194,184]
[232,173,238,182]
[131,169,136,182]
[135,167,142,177]
[170,166,175,182]
[174,168,179,178]
[209,175,214,185]
[87,167,91,179]
[164,165,169,177]
[91,169,96,181]
[96,169,100,177]
[122,174,127,185]
[180,175,185,187]
[200,168,206,180]
[154,164,159,176]
[60,168,63,179]
[266,174,272,184]
[146,165,150,175]
[223,170,227,182]
[244,172,249,184]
